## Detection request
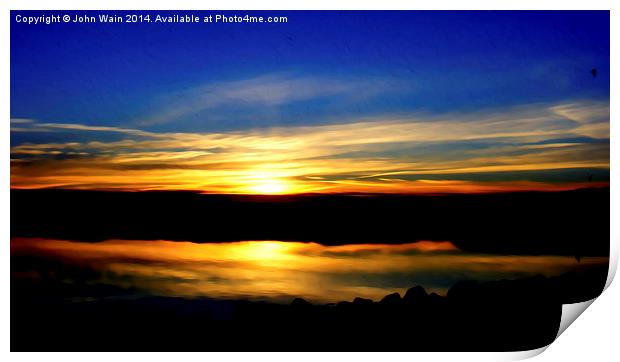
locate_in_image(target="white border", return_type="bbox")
[2,1,617,361]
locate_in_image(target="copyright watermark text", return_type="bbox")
[14,13,289,25]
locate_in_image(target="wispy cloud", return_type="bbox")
[135,73,403,126]
[10,100,609,193]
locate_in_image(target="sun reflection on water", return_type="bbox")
[11,238,608,303]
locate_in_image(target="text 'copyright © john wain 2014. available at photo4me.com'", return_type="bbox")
[14,13,290,25]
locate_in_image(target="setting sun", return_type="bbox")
[248,178,288,194]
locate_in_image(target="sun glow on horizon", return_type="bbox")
[9,101,610,194]
[243,173,292,194]
[250,179,287,194]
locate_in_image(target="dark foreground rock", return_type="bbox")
[10,265,607,351]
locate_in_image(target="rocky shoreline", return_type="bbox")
[11,264,608,351]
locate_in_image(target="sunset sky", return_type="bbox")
[10,11,610,194]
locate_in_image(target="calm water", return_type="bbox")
[11,238,607,303]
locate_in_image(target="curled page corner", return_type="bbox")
[502,345,549,361]
[604,248,618,290]
[556,298,597,339]
[510,299,599,361]
[536,257,616,357]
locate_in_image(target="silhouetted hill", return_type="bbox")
[11,187,610,256]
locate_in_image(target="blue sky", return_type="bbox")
[10,11,610,193]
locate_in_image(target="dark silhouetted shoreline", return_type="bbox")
[11,264,607,351]
[11,187,610,256]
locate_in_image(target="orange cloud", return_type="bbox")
[10,101,609,194]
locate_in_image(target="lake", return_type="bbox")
[10,237,607,304]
